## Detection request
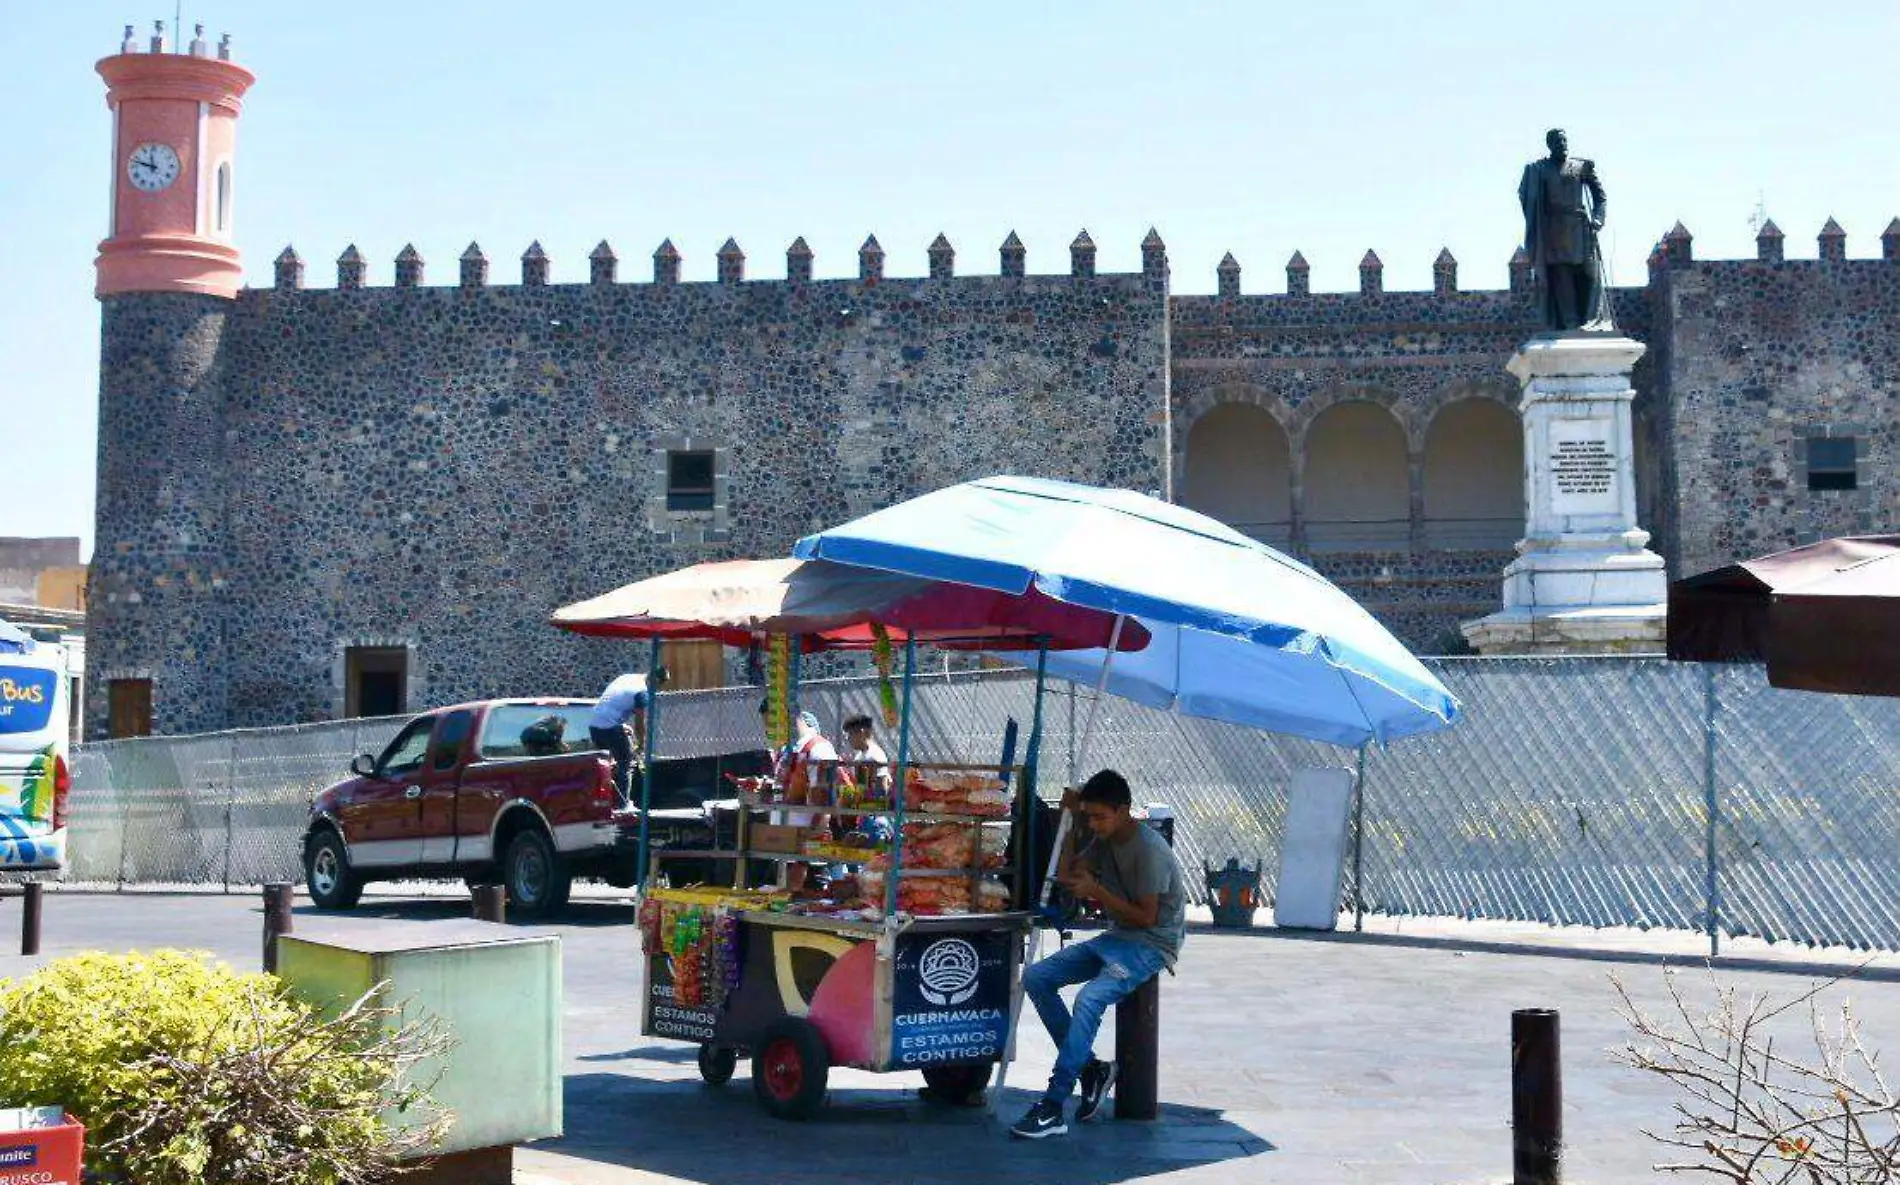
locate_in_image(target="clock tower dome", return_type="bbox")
[95,21,255,299]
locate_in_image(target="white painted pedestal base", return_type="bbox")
[1463,333,1667,655]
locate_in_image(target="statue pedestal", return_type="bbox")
[1462,334,1667,655]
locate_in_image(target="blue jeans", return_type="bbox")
[1023,933,1167,1105]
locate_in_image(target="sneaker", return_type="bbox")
[1076,1058,1117,1122]
[1009,1099,1069,1140]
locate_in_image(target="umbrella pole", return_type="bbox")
[884,637,918,921]
[637,637,661,889]
[991,641,1050,1110]
[1352,743,1367,933]
[1703,665,1720,959]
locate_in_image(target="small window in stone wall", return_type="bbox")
[1807,436,1858,491]
[667,450,716,511]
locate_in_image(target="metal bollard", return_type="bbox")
[472,884,506,924]
[1512,1008,1563,1184]
[262,882,294,973]
[21,882,43,956]
[1114,974,1161,1120]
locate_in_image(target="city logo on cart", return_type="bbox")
[919,938,980,1006]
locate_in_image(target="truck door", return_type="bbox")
[416,709,474,865]
[345,714,434,868]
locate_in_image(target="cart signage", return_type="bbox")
[890,931,1012,1066]
[646,962,719,1042]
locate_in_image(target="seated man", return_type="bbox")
[1011,769,1185,1140]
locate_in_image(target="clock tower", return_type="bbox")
[89,23,254,738]
[95,21,255,298]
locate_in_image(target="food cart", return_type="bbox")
[552,558,1144,1117]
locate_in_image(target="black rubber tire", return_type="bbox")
[697,1044,738,1086]
[503,829,571,919]
[303,828,362,910]
[920,1064,990,1106]
[751,1017,830,1120]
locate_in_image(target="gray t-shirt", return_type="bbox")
[1083,823,1186,967]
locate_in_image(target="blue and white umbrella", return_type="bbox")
[795,475,1457,749]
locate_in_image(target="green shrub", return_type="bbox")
[0,950,450,1185]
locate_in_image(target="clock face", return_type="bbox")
[127,142,181,192]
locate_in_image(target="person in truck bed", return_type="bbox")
[587,665,669,804]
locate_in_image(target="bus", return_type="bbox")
[0,623,70,873]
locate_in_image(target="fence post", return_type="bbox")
[21,882,43,956]
[262,882,294,972]
[115,756,133,892]
[1703,665,1721,959]
[1352,743,1368,932]
[223,734,238,893]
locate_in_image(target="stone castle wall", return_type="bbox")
[1650,249,1900,581]
[89,223,1900,733]
[1166,261,1657,648]
[89,244,1171,733]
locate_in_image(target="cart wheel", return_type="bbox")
[920,1064,990,1106]
[697,1043,738,1086]
[752,1017,830,1120]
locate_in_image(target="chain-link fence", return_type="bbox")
[66,658,1900,950]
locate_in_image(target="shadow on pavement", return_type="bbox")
[294,898,635,928]
[1206,921,1900,983]
[537,1070,1273,1183]
[578,1045,700,1065]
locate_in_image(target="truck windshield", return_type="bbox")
[479,704,601,760]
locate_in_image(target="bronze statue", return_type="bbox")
[1519,129,1615,332]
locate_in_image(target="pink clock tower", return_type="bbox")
[95,22,255,299]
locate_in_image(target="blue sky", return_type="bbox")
[4,0,1897,554]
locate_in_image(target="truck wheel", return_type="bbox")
[697,1044,738,1086]
[304,829,362,910]
[504,829,571,918]
[921,1064,990,1106]
[752,1017,830,1120]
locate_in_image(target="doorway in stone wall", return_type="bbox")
[345,647,409,718]
[107,677,152,738]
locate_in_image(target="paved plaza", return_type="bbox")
[4,890,1898,1183]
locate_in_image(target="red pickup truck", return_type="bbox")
[302,698,767,917]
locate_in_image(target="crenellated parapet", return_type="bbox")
[261,219,1899,304]
[258,230,1185,294]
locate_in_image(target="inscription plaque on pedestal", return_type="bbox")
[1547,419,1618,516]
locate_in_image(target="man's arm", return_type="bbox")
[1064,866,1159,929]
[1583,163,1607,229]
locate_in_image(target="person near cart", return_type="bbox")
[779,710,840,891]
[1010,769,1185,1140]
[587,665,668,805]
[841,713,893,798]
[839,713,896,846]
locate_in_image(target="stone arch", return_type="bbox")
[1422,398,1524,549]
[1303,401,1410,551]
[1181,402,1293,545]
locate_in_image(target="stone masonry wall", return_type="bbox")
[1655,257,1900,581]
[87,295,235,736]
[132,260,1171,728]
[1167,272,1656,648]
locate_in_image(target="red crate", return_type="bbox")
[0,1113,83,1185]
